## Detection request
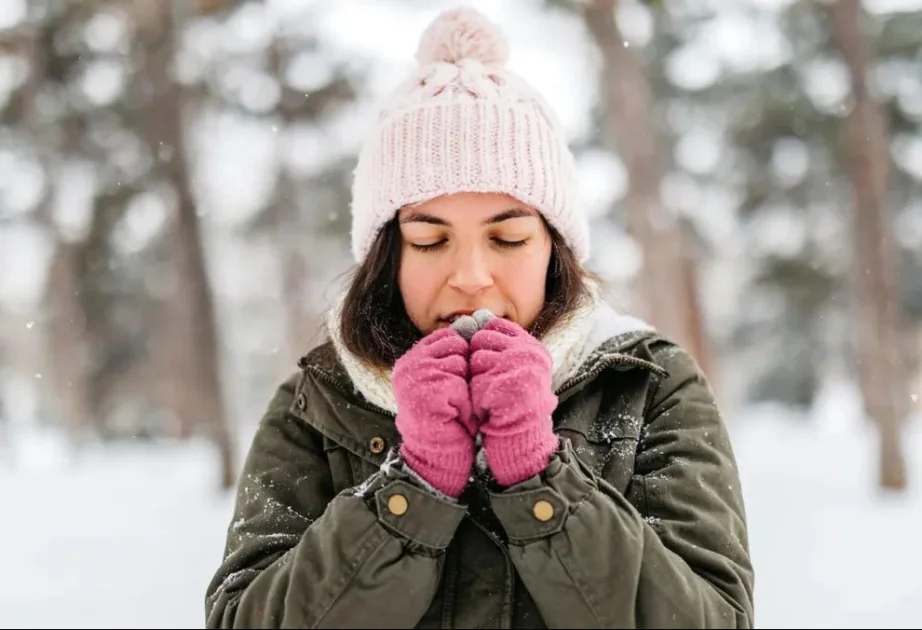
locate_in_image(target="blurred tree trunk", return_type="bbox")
[581,0,714,382]
[268,41,311,368]
[276,176,311,367]
[828,0,908,491]
[678,231,713,380]
[0,394,9,465]
[44,240,94,448]
[71,187,137,438]
[15,20,95,449]
[135,0,236,490]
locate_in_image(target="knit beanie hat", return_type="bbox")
[349,6,590,264]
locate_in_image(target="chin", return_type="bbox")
[414,318,443,334]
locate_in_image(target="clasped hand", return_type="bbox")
[393,312,559,498]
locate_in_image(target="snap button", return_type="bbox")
[532,499,554,522]
[387,493,409,516]
[369,436,386,454]
[296,393,307,409]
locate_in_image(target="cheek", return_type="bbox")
[501,249,551,324]
[398,256,440,324]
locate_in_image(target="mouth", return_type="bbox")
[439,310,475,325]
[438,309,504,328]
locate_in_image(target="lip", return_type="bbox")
[438,310,475,325]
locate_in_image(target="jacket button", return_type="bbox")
[296,393,307,409]
[387,493,409,516]
[369,436,386,454]
[532,499,554,522]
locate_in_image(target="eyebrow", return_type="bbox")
[399,207,535,226]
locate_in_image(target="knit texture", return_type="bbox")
[469,316,561,487]
[392,328,476,498]
[349,7,589,264]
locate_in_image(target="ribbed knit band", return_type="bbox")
[351,97,586,264]
[401,440,475,499]
[483,423,559,488]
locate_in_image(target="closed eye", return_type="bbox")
[410,240,446,252]
[494,238,527,249]
[409,237,528,252]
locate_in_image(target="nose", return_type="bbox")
[447,245,494,295]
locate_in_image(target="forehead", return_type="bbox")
[399,192,539,224]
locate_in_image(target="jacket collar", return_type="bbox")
[303,291,665,414]
[293,302,667,467]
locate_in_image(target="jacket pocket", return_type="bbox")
[323,437,382,495]
[554,371,651,493]
[322,437,359,495]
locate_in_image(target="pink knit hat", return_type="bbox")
[350,7,589,264]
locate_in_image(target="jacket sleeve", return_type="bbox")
[487,341,755,629]
[204,374,467,629]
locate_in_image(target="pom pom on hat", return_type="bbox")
[416,8,509,66]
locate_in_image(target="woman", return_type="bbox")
[205,7,754,629]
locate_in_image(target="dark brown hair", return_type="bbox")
[338,216,595,370]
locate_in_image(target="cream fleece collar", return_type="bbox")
[326,289,653,415]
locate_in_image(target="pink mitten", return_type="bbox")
[393,328,476,498]
[469,318,559,487]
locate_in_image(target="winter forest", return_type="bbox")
[1,0,920,627]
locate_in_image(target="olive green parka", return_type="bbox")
[205,313,754,629]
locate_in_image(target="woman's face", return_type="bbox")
[397,192,553,335]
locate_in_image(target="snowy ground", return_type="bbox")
[1,405,920,629]
[0,432,235,629]
[732,406,922,629]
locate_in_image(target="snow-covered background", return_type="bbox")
[2,0,922,628]
[3,397,920,629]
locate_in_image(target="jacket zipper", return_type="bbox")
[465,515,515,630]
[440,545,459,629]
